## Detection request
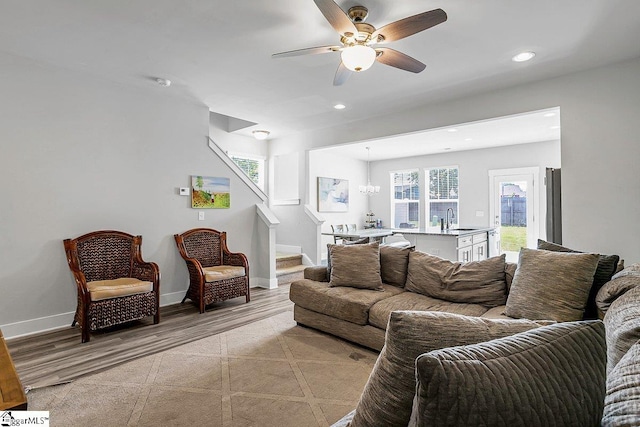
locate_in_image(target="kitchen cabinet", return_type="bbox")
[458,232,488,262]
[399,228,491,262]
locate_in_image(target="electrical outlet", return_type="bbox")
[179,187,189,196]
[198,211,205,221]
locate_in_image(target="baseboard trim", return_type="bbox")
[251,277,279,289]
[1,312,75,340]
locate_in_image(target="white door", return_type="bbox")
[489,168,539,263]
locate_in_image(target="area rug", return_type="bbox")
[26,311,378,426]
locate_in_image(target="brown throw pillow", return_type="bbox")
[410,321,606,427]
[379,245,413,287]
[349,310,549,427]
[603,340,640,426]
[537,239,620,319]
[328,242,383,290]
[405,251,508,307]
[505,247,599,322]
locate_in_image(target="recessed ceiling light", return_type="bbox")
[334,104,346,110]
[156,78,171,87]
[447,128,458,133]
[252,130,270,140]
[550,125,560,130]
[512,51,536,62]
[464,138,473,141]
[543,112,556,117]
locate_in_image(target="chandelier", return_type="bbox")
[359,147,380,195]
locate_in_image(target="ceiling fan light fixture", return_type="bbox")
[341,45,376,72]
[252,130,270,140]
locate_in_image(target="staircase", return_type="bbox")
[276,252,306,286]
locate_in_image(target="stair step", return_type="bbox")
[276,252,303,270]
[276,264,306,286]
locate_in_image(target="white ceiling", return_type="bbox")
[317,107,561,161]
[2,1,640,142]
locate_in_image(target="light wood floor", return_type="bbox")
[6,285,293,389]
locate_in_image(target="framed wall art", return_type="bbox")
[191,175,230,208]
[317,177,349,212]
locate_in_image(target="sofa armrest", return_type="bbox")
[596,263,640,317]
[304,266,328,282]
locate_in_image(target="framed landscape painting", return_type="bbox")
[318,177,349,212]
[191,175,230,208]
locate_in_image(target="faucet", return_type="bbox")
[446,208,455,230]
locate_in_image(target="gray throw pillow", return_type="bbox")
[409,321,606,427]
[379,245,413,287]
[603,340,640,426]
[349,310,549,427]
[505,247,599,322]
[538,239,620,319]
[328,242,383,290]
[602,285,640,373]
[405,251,508,307]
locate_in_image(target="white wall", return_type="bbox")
[270,56,640,264]
[0,52,265,337]
[368,140,561,239]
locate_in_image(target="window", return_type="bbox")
[391,170,419,228]
[427,167,459,227]
[230,154,265,190]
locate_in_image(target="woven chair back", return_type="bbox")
[75,234,133,282]
[181,231,223,268]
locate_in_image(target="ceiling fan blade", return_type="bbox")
[313,0,358,37]
[372,8,447,43]
[333,62,352,86]
[272,45,341,58]
[375,48,426,73]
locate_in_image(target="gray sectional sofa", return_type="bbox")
[289,241,640,426]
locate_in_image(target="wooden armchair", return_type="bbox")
[63,230,160,343]
[174,228,250,313]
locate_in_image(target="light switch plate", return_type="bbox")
[179,187,189,196]
[475,210,485,217]
[198,211,205,221]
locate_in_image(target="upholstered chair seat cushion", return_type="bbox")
[202,265,246,282]
[87,278,153,301]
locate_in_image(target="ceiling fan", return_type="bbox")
[272,0,447,86]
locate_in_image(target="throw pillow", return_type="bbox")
[349,310,549,427]
[379,245,413,287]
[538,239,620,319]
[505,247,599,322]
[603,340,640,426]
[596,263,640,317]
[328,242,383,290]
[602,285,640,373]
[326,237,370,274]
[405,251,508,307]
[409,321,606,427]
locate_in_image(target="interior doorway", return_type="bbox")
[489,168,539,262]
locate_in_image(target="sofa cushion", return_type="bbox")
[596,263,640,317]
[538,239,620,319]
[368,291,488,330]
[409,321,606,427]
[505,248,599,322]
[405,252,508,307]
[379,245,412,287]
[328,242,383,290]
[603,285,640,372]
[86,277,153,301]
[202,265,246,282]
[349,311,547,427]
[603,340,640,426]
[289,279,403,325]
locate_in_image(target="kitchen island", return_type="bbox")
[393,227,496,262]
